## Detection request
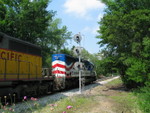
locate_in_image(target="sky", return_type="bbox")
[47,0,106,54]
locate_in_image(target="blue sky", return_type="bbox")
[47,0,105,54]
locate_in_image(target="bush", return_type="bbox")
[136,86,150,113]
[120,57,149,88]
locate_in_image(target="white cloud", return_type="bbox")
[82,26,99,35]
[63,0,105,18]
[82,27,91,33]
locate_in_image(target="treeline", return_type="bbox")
[0,0,71,66]
[97,0,150,112]
[97,0,150,88]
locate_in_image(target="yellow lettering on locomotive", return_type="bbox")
[0,50,22,61]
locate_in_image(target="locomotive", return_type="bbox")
[0,32,96,99]
[52,54,96,90]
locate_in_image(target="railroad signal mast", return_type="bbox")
[73,33,83,93]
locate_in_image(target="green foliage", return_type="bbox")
[96,56,118,77]
[136,86,150,113]
[133,86,150,113]
[94,47,119,77]
[97,0,150,87]
[59,47,73,56]
[0,0,54,43]
[125,58,148,83]
[39,18,72,66]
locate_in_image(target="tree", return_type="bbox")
[97,0,150,87]
[0,0,54,43]
[40,18,72,66]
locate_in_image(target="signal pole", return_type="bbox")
[79,42,81,93]
[73,33,82,93]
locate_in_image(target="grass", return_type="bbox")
[106,78,150,113]
[110,91,140,113]
[30,95,94,113]
[106,78,141,113]
[135,86,150,113]
[105,77,123,87]
[106,78,142,113]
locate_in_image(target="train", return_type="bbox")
[0,32,96,99]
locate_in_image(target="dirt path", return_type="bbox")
[82,87,122,113]
[77,78,141,113]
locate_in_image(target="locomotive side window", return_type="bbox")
[28,46,41,56]
[0,36,3,43]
